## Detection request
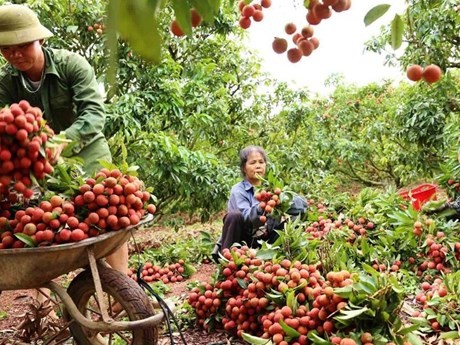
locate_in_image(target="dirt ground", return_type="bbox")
[0,219,241,345]
[0,263,239,345]
[2,218,460,344]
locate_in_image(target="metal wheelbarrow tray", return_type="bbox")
[0,214,153,291]
[0,214,167,343]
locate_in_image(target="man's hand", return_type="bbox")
[49,142,68,165]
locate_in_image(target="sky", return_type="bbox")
[246,0,407,95]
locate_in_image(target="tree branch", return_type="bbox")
[338,161,386,187]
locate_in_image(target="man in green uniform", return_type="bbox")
[0,4,129,274]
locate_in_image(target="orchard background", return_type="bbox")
[0,0,459,344]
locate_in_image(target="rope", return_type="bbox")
[130,231,188,345]
[136,266,189,345]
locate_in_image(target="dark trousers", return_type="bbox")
[220,212,254,250]
[212,212,284,262]
[212,212,255,262]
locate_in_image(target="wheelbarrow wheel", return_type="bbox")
[66,264,158,345]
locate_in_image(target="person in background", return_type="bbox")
[212,145,307,261]
[0,4,128,274]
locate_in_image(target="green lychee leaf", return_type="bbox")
[237,277,247,289]
[241,332,274,345]
[399,324,422,335]
[15,233,36,247]
[108,0,162,64]
[406,333,425,344]
[361,262,380,276]
[171,0,193,37]
[255,248,278,260]
[390,14,404,50]
[183,263,196,277]
[0,310,7,320]
[389,275,404,293]
[279,319,300,337]
[286,290,298,313]
[99,160,119,172]
[265,290,285,303]
[440,331,460,339]
[307,331,331,345]
[335,306,369,321]
[364,4,391,26]
[189,0,220,22]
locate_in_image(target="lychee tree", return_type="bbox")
[30,0,459,73]
[253,73,460,192]
[366,0,460,72]
[6,0,459,218]
[20,0,304,218]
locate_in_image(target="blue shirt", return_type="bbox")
[227,180,263,228]
[227,180,308,230]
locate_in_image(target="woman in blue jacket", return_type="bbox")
[213,146,307,261]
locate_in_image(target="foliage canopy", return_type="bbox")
[1,0,458,219]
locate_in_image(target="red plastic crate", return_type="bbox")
[398,183,437,211]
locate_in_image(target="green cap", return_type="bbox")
[0,4,53,46]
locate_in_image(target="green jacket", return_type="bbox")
[0,47,111,175]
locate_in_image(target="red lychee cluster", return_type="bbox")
[237,0,272,29]
[271,23,320,63]
[73,168,156,232]
[170,8,202,37]
[87,22,105,36]
[0,168,157,250]
[0,195,79,249]
[189,247,354,343]
[414,278,449,332]
[406,64,442,84]
[0,101,54,211]
[272,0,351,63]
[255,187,282,223]
[306,0,351,25]
[128,260,186,284]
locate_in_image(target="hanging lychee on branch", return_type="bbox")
[406,64,442,84]
[170,8,203,37]
[237,0,272,29]
[238,0,351,63]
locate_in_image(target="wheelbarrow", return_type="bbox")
[0,214,169,344]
